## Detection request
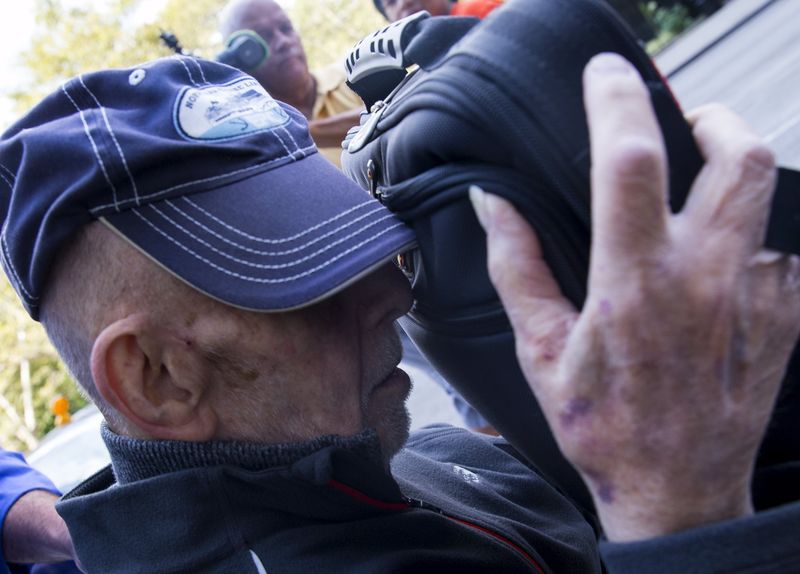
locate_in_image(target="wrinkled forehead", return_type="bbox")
[227,0,288,33]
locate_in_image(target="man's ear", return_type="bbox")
[90,314,217,441]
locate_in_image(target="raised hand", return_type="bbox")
[470,52,800,541]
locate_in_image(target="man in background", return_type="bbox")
[220,0,363,166]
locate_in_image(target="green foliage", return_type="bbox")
[9,0,385,118]
[10,0,228,117]
[158,0,229,56]
[287,0,386,70]
[0,278,87,452]
[642,2,695,54]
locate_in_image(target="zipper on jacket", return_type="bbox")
[404,497,546,574]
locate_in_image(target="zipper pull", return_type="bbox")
[366,158,383,203]
[348,99,388,153]
[405,496,445,515]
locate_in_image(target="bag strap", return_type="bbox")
[767,168,800,255]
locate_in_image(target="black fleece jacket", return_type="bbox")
[57,424,800,573]
[58,424,599,573]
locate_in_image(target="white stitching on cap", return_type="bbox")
[1,235,37,300]
[279,125,301,153]
[182,197,376,243]
[88,145,317,213]
[0,163,16,183]
[166,199,387,255]
[0,163,14,200]
[271,127,294,159]
[148,203,397,268]
[191,58,208,84]
[61,83,120,209]
[174,56,198,86]
[132,208,408,283]
[78,76,140,206]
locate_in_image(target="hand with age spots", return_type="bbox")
[470,53,800,541]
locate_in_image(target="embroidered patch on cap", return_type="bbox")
[175,77,289,141]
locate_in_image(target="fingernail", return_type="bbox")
[469,185,491,231]
[587,52,633,75]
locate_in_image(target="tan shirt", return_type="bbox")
[312,63,364,166]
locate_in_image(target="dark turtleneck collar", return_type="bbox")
[101,423,385,484]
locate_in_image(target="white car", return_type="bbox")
[27,404,110,493]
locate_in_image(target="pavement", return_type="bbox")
[402,333,465,430]
[656,0,800,167]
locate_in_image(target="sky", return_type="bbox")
[0,4,36,128]
[0,0,171,129]
[0,0,299,129]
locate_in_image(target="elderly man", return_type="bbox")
[219,0,363,166]
[1,52,798,572]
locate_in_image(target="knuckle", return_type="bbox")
[693,102,730,123]
[718,135,775,186]
[692,103,740,134]
[595,72,648,103]
[734,139,775,176]
[685,270,732,309]
[606,136,663,183]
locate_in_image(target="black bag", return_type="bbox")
[341,0,800,510]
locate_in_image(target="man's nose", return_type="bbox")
[270,30,292,53]
[349,263,413,328]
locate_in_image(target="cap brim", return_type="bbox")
[100,152,416,312]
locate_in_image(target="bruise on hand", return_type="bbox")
[558,396,594,428]
[583,468,616,505]
[531,315,574,362]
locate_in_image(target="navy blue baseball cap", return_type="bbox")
[0,56,416,320]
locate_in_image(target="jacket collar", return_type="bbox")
[100,423,386,484]
[59,428,409,571]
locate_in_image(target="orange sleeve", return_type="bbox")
[450,0,504,19]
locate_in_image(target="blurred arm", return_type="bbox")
[1,450,76,568]
[308,109,363,149]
